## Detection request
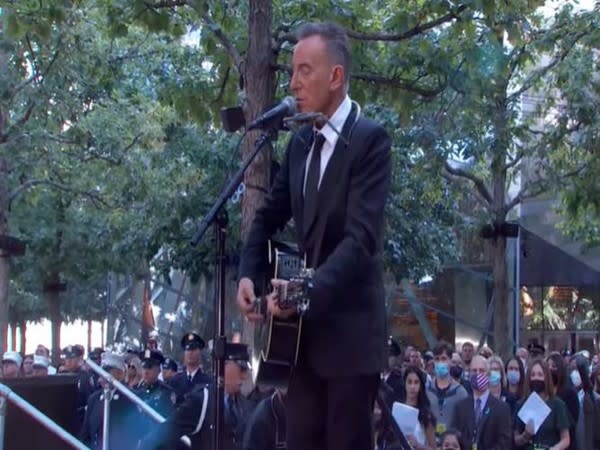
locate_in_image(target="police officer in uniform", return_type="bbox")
[135,349,176,418]
[80,352,139,450]
[162,357,178,383]
[61,345,97,425]
[139,343,254,450]
[168,332,212,404]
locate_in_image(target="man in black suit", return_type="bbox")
[237,22,391,450]
[168,332,212,404]
[451,355,512,450]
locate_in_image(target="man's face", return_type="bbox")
[409,350,420,367]
[224,361,244,395]
[23,357,33,376]
[461,344,474,363]
[290,35,341,117]
[64,357,79,372]
[184,348,201,367]
[2,361,19,378]
[141,365,160,384]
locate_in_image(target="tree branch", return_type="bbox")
[443,160,493,205]
[347,5,467,42]
[9,179,108,208]
[508,30,588,101]
[201,10,243,69]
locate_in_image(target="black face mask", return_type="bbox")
[449,365,463,379]
[530,379,546,394]
[550,370,559,386]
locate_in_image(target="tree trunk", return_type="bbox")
[19,320,26,353]
[46,272,63,366]
[491,89,511,360]
[241,0,276,243]
[0,157,10,354]
[9,324,16,351]
[240,0,276,345]
[87,320,92,352]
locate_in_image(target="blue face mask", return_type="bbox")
[435,362,450,378]
[489,370,502,386]
[507,370,520,385]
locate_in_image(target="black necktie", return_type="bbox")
[475,398,482,424]
[303,132,326,232]
[187,373,192,383]
[226,395,238,428]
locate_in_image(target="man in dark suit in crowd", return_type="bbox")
[451,355,512,450]
[168,332,211,404]
[243,388,287,450]
[236,21,392,450]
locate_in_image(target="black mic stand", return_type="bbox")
[191,127,279,450]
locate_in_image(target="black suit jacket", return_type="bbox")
[239,110,391,377]
[451,393,512,450]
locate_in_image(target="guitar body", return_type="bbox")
[253,241,306,388]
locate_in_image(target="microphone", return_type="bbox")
[284,112,328,128]
[247,96,297,131]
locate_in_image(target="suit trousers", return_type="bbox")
[286,364,380,450]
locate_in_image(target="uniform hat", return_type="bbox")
[89,347,103,360]
[101,351,125,372]
[162,357,178,372]
[2,351,23,367]
[140,349,165,369]
[388,337,402,357]
[32,355,50,369]
[225,343,251,371]
[62,345,84,359]
[181,332,205,351]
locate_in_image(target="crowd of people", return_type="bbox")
[380,339,600,450]
[2,334,600,450]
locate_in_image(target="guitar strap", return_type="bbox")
[306,101,360,269]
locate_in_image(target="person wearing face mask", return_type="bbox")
[450,352,472,395]
[570,356,599,450]
[488,356,507,401]
[451,355,512,450]
[514,359,570,450]
[426,341,467,443]
[547,353,578,450]
[505,356,526,416]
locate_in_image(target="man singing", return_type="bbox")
[237,22,392,450]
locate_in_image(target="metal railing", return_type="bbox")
[0,383,90,450]
[85,359,191,449]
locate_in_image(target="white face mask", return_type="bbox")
[570,370,582,388]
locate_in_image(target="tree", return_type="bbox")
[402,2,598,357]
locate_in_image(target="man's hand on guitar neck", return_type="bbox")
[236,277,264,322]
[268,279,296,320]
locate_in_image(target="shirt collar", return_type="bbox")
[316,95,352,147]
[474,389,490,407]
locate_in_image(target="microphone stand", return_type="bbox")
[191,126,279,450]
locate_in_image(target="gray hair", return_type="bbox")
[296,22,351,90]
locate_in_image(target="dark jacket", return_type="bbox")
[79,389,140,450]
[168,369,212,405]
[239,111,392,377]
[451,393,512,450]
[242,392,287,450]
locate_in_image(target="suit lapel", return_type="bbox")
[302,103,358,241]
[291,128,313,238]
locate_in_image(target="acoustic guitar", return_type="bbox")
[252,241,312,387]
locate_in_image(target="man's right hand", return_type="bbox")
[236,277,264,322]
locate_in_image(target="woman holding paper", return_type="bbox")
[401,367,436,450]
[514,359,570,450]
